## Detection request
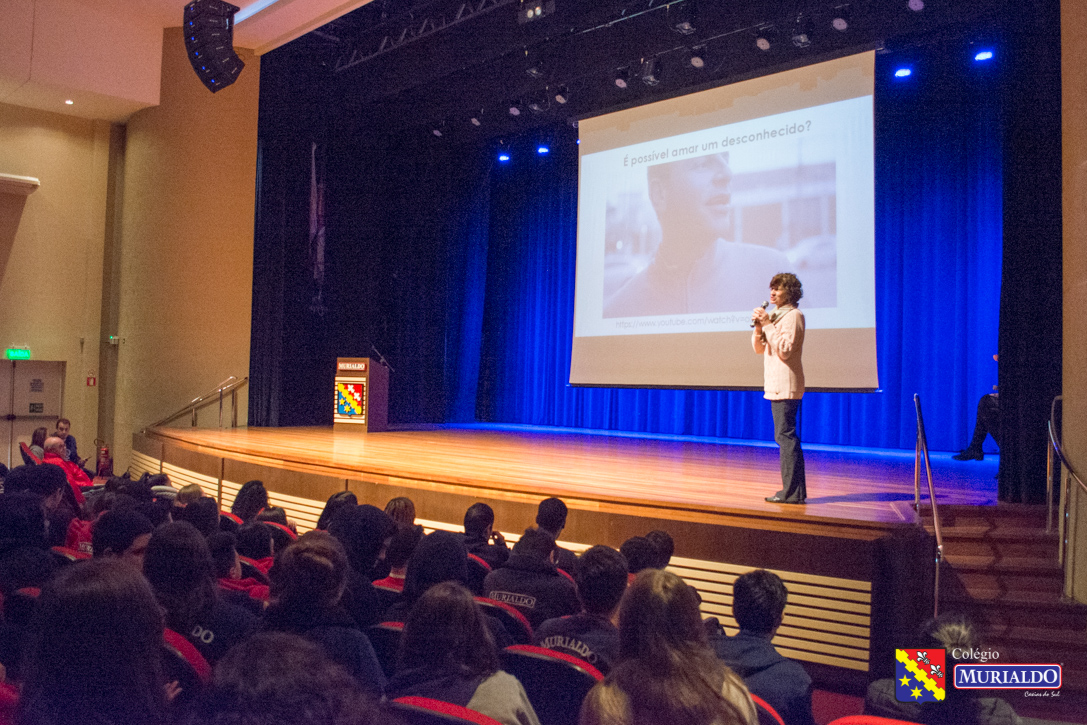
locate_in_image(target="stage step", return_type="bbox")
[925,504,1087,694]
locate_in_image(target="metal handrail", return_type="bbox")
[913,394,944,619]
[149,376,249,429]
[1046,396,1087,567]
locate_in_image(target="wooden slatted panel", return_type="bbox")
[129,451,161,478]
[162,463,218,496]
[221,479,324,534]
[669,555,871,671]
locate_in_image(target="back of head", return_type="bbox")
[384,496,416,526]
[232,480,269,522]
[20,559,165,725]
[1,465,35,495]
[620,536,657,574]
[619,569,708,666]
[513,526,555,562]
[42,437,66,457]
[27,464,67,499]
[317,491,358,531]
[645,530,675,569]
[176,483,205,507]
[0,490,47,553]
[235,521,274,560]
[732,569,788,635]
[143,521,216,630]
[463,502,495,540]
[386,523,425,570]
[327,504,395,575]
[399,581,497,677]
[576,545,628,616]
[92,508,153,558]
[208,532,239,579]
[269,531,349,611]
[192,632,376,725]
[256,506,290,527]
[402,530,468,601]
[535,497,567,533]
[176,496,221,538]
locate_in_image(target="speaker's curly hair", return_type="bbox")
[770,273,803,306]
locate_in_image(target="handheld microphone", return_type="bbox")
[750,300,770,328]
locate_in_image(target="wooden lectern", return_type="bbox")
[333,357,388,432]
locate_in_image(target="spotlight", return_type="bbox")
[791,15,813,48]
[498,152,511,163]
[431,121,447,138]
[755,26,774,51]
[537,145,550,154]
[517,0,554,25]
[908,0,924,11]
[831,7,850,31]
[894,67,912,78]
[528,93,550,113]
[641,58,663,86]
[509,100,524,116]
[64,99,74,105]
[470,109,484,127]
[613,67,633,89]
[687,46,707,69]
[974,50,994,61]
[670,1,697,35]
[554,85,570,104]
[183,0,245,93]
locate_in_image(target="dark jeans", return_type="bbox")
[965,393,1000,452]
[772,399,807,502]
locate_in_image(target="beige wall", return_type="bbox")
[111,27,258,470]
[0,101,110,468]
[1062,0,1087,601]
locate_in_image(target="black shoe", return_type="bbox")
[952,449,984,461]
[765,496,806,504]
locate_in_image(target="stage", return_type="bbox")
[131,423,1000,690]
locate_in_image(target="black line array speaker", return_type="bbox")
[184,0,245,93]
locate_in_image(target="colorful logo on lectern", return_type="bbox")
[336,382,364,416]
[896,649,946,703]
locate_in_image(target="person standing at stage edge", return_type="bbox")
[752,273,807,505]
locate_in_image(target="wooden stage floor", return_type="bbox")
[145,423,999,527]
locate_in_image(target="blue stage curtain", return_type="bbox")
[475,74,1002,452]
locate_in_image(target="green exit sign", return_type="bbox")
[4,348,31,360]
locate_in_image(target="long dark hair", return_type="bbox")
[603,569,747,725]
[31,427,48,448]
[398,581,498,678]
[232,480,269,522]
[18,559,166,725]
[317,491,357,530]
[143,521,218,633]
[269,531,348,615]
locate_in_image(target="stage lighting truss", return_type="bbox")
[641,57,663,86]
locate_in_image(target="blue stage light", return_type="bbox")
[894,67,912,78]
[974,50,993,62]
[537,146,550,154]
[498,153,511,162]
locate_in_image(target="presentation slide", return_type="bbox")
[571,52,879,390]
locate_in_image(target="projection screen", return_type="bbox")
[571,51,878,390]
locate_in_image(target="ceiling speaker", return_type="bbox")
[184,0,244,93]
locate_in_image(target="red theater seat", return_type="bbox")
[751,694,786,725]
[163,628,212,686]
[499,644,603,725]
[367,621,404,678]
[388,696,504,725]
[474,596,533,645]
[827,717,925,725]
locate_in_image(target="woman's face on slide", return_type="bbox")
[657,153,734,242]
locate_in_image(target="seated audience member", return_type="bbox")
[143,522,258,664]
[388,582,541,725]
[864,613,1022,725]
[580,569,757,725]
[536,545,626,673]
[188,633,378,725]
[263,532,386,696]
[0,492,57,598]
[17,559,168,725]
[328,505,397,628]
[535,497,577,573]
[619,537,657,583]
[176,483,205,507]
[483,527,579,628]
[463,502,510,569]
[317,491,358,531]
[231,480,268,523]
[645,530,675,570]
[384,496,416,526]
[14,465,77,548]
[28,428,48,462]
[53,418,87,469]
[713,570,815,725]
[41,438,91,495]
[208,532,267,612]
[91,509,153,570]
[176,497,222,538]
[373,523,424,591]
[235,521,275,566]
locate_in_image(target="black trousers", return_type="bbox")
[965,393,1000,452]
[771,399,807,502]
